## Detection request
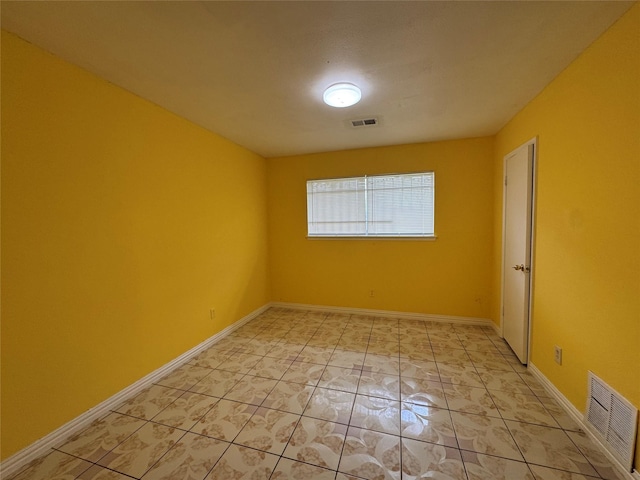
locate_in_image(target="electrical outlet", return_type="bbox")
[210,309,216,320]
[554,345,562,365]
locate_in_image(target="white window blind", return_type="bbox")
[307,172,434,237]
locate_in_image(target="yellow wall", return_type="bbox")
[492,3,640,467]
[268,138,495,318]
[1,31,270,459]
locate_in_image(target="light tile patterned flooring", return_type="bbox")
[9,308,627,480]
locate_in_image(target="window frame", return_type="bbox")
[306,171,436,240]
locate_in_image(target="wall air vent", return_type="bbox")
[350,117,378,128]
[585,371,638,472]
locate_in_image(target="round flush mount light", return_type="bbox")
[323,83,362,108]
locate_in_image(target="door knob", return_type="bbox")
[512,264,524,271]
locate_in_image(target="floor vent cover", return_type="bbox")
[586,371,638,471]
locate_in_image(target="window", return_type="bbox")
[306,172,435,238]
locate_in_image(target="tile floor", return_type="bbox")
[8,308,628,480]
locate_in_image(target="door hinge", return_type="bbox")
[504,176,508,186]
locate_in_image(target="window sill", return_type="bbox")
[306,235,438,241]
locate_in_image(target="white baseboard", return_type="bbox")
[0,304,270,480]
[491,321,502,338]
[270,301,494,327]
[528,363,636,480]
[527,363,585,424]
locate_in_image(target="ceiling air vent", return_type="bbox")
[585,371,638,472]
[350,117,378,128]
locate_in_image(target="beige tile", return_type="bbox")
[150,391,218,430]
[247,357,293,380]
[280,361,326,386]
[8,450,92,480]
[518,371,552,397]
[223,375,278,405]
[141,432,228,479]
[339,426,401,480]
[271,457,336,479]
[566,430,629,480]
[77,465,134,479]
[400,377,448,408]
[261,380,314,414]
[325,312,351,322]
[243,339,278,356]
[426,331,458,341]
[337,339,369,353]
[264,342,305,361]
[398,324,428,334]
[234,407,299,454]
[368,333,397,341]
[430,337,469,352]
[189,369,244,398]
[401,438,467,480]
[401,403,457,447]
[363,354,400,375]
[489,390,560,427]
[400,359,440,381]
[296,345,334,364]
[97,422,183,478]
[470,357,515,372]
[350,394,401,436]
[307,335,341,349]
[205,338,246,354]
[357,372,401,400]
[450,412,524,461]
[461,450,534,480]
[57,413,146,462]
[188,349,229,369]
[114,385,182,420]
[494,340,518,355]
[437,364,484,388]
[318,365,361,393]
[191,399,257,441]
[432,348,473,367]
[398,344,435,361]
[443,383,499,417]
[205,444,279,480]
[348,314,375,325]
[461,338,499,352]
[336,474,365,480]
[529,465,601,480]
[304,387,356,424]
[372,319,399,328]
[328,349,366,369]
[282,417,347,471]
[155,365,212,390]
[538,397,583,432]
[366,342,400,356]
[217,353,264,374]
[505,421,598,476]
[476,368,534,395]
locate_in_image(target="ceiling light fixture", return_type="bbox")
[323,83,362,108]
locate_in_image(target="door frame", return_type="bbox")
[499,136,538,364]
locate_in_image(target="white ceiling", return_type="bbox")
[1,1,633,158]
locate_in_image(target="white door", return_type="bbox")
[502,141,535,364]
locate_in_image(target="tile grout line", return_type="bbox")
[333,315,374,477]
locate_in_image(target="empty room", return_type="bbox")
[1,2,639,479]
